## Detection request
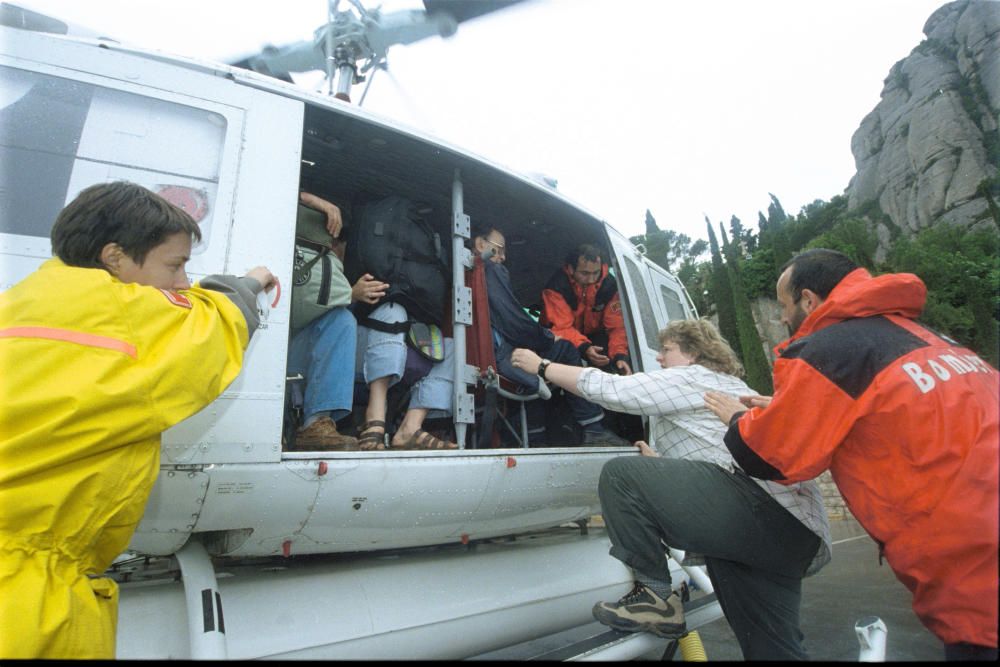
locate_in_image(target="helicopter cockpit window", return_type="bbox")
[0,65,225,249]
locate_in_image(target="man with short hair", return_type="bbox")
[705,248,999,661]
[542,244,631,375]
[473,226,628,446]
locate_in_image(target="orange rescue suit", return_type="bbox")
[541,263,629,363]
[0,259,250,659]
[724,269,998,648]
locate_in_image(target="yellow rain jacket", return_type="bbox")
[0,259,251,659]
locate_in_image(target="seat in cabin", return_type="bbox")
[466,253,551,449]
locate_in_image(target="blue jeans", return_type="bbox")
[356,302,454,417]
[495,337,603,428]
[287,307,357,424]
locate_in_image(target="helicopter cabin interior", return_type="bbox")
[291,100,645,450]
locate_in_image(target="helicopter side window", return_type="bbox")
[0,65,225,249]
[660,284,687,322]
[621,255,660,351]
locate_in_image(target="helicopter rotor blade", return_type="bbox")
[421,0,528,26]
[228,41,319,83]
[227,0,531,88]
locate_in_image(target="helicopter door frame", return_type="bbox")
[604,224,666,375]
[449,170,476,449]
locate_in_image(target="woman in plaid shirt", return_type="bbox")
[511,319,831,660]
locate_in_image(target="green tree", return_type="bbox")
[630,210,708,274]
[740,246,777,299]
[729,215,756,254]
[721,224,774,394]
[887,224,1000,366]
[805,216,878,270]
[706,218,741,354]
[677,259,712,317]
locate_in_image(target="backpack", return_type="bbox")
[344,195,450,327]
[290,204,352,331]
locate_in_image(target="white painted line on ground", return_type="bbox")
[833,534,870,545]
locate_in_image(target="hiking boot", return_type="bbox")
[581,427,632,447]
[592,582,686,638]
[294,417,360,451]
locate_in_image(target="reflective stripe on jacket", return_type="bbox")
[0,259,249,658]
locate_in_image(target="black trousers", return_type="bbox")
[598,456,821,661]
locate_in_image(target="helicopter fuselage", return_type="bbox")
[0,13,710,659]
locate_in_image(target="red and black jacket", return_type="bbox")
[724,268,998,647]
[540,264,629,366]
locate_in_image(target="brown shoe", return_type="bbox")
[294,417,360,451]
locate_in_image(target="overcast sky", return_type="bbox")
[16,0,946,242]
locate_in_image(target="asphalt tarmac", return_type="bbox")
[689,517,944,662]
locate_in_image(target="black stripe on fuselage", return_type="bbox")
[781,315,929,399]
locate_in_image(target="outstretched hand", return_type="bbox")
[703,391,748,425]
[511,348,543,374]
[741,395,772,409]
[244,266,277,292]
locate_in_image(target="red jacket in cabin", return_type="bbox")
[541,264,629,366]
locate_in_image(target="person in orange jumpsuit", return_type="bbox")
[0,181,276,659]
[541,243,632,375]
[704,248,998,661]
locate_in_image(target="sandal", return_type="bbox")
[394,428,458,450]
[358,420,386,451]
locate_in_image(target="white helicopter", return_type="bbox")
[0,0,718,660]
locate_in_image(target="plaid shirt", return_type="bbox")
[578,364,831,575]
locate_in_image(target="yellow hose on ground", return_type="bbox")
[679,631,707,661]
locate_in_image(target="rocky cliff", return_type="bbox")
[847,0,999,255]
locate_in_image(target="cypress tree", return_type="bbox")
[765,193,793,269]
[720,224,774,394]
[706,218,741,355]
[644,209,658,235]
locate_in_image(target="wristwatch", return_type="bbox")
[537,359,552,380]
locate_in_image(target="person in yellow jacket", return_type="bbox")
[0,181,276,659]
